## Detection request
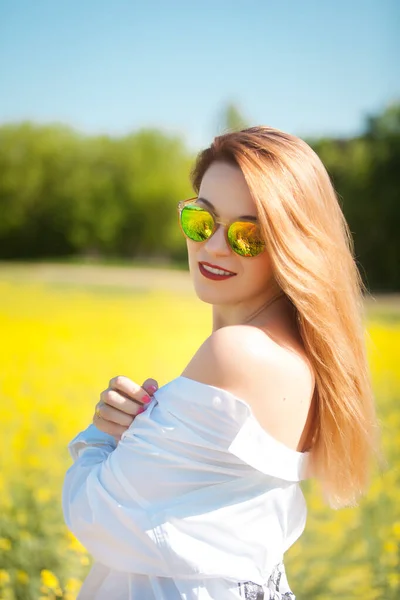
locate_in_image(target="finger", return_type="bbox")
[100,388,149,415]
[93,412,127,438]
[142,378,158,395]
[108,375,149,400]
[108,376,152,406]
[96,401,134,426]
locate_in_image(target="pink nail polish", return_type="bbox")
[137,406,145,414]
[148,385,158,394]
[142,395,151,404]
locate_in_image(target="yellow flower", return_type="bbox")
[0,569,10,585]
[393,521,400,540]
[40,585,63,597]
[65,577,82,593]
[383,540,398,554]
[16,570,29,585]
[38,433,52,448]
[66,531,87,555]
[27,454,41,468]
[0,538,12,551]
[40,569,60,590]
[35,487,52,503]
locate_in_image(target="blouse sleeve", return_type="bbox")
[62,416,168,574]
[67,423,117,462]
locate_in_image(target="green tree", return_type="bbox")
[217,102,249,134]
[0,102,399,290]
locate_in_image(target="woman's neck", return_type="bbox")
[212,289,287,331]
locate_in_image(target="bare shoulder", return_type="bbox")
[181,324,315,452]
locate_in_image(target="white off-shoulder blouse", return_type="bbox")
[62,376,311,599]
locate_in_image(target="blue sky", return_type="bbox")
[0,0,398,149]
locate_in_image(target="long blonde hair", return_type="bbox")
[191,126,382,509]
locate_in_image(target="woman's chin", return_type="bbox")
[191,277,234,305]
[191,280,213,304]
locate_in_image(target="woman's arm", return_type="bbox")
[62,376,161,571]
[63,404,173,573]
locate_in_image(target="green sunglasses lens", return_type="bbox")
[180,204,265,257]
[228,221,265,257]
[181,205,214,241]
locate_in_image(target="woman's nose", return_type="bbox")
[204,225,231,256]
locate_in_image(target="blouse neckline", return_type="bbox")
[168,375,311,460]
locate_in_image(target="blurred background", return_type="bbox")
[0,1,399,599]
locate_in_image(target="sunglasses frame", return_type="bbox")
[177,197,266,257]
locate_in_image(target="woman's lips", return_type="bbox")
[198,262,237,281]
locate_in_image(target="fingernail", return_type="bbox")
[148,385,158,394]
[137,406,145,414]
[142,395,151,404]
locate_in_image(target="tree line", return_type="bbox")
[0,102,398,291]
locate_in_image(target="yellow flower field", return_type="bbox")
[0,268,399,600]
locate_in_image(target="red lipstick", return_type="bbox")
[198,262,237,281]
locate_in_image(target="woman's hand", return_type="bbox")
[93,376,158,441]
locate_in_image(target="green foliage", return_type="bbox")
[0,124,193,262]
[309,102,400,291]
[0,102,399,290]
[217,102,249,133]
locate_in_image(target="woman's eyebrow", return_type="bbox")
[197,197,258,221]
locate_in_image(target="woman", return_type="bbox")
[63,126,380,599]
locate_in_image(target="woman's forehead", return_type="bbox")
[198,162,257,218]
